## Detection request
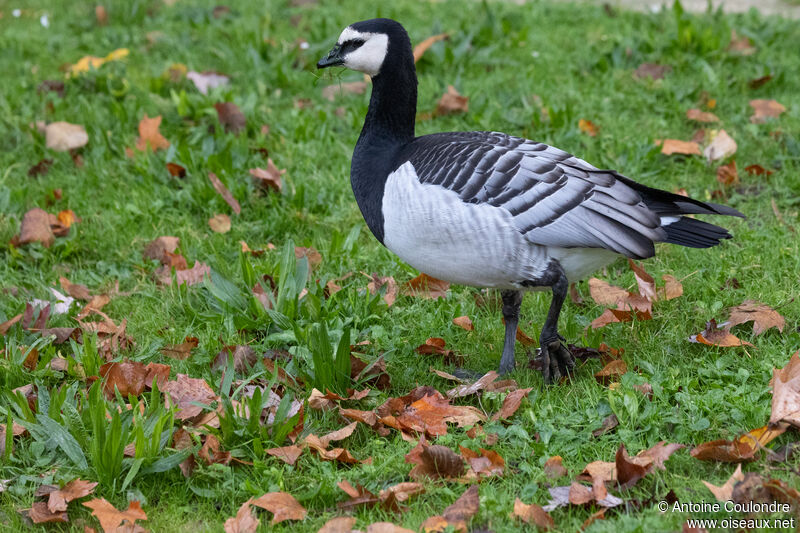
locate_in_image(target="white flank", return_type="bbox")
[383,162,556,289]
[337,27,388,77]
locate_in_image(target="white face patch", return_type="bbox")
[337,27,388,77]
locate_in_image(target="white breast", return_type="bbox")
[381,162,552,289]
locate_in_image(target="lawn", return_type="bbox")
[1,0,799,531]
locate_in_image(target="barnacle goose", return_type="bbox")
[317,18,744,383]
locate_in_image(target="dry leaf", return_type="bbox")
[716,161,738,186]
[187,71,229,94]
[446,371,498,399]
[686,108,719,123]
[728,30,755,55]
[689,426,781,463]
[215,102,247,134]
[770,352,800,428]
[160,336,199,360]
[659,139,701,156]
[208,172,241,214]
[83,498,147,533]
[578,119,598,137]
[295,246,322,270]
[366,273,399,306]
[413,33,448,62]
[322,81,368,101]
[592,414,619,437]
[47,479,98,512]
[224,501,260,533]
[402,273,449,300]
[318,517,356,533]
[265,445,304,466]
[212,345,258,373]
[434,85,468,116]
[249,492,307,525]
[461,446,505,479]
[594,360,627,384]
[69,48,128,76]
[28,158,54,177]
[100,361,170,399]
[250,160,285,193]
[452,316,474,331]
[727,300,785,335]
[512,498,554,530]
[135,114,170,152]
[703,464,744,502]
[209,214,232,233]
[143,236,180,263]
[704,129,737,162]
[17,208,55,247]
[166,162,186,178]
[405,441,465,480]
[658,275,683,300]
[633,63,671,80]
[27,501,68,524]
[689,319,753,347]
[162,373,218,422]
[544,456,568,479]
[491,387,533,421]
[44,121,88,151]
[749,99,786,123]
[744,164,773,176]
[442,485,479,532]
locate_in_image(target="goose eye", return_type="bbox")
[341,39,364,53]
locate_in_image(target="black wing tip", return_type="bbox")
[662,217,735,249]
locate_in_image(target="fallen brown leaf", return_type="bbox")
[143,236,180,263]
[491,387,533,421]
[594,360,627,384]
[634,63,671,80]
[704,129,737,162]
[322,81,368,101]
[434,85,468,116]
[744,164,773,176]
[295,246,322,270]
[134,114,170,152]
[728,30,755,55]
[686,108,719,123]
[405,441,465,480]
[249,161,285,193]
[727,300,785,335]
[659,139,701,156]
[224,501,260,533]
[160,336,199,360]
[215,102,247,134]
[544,456,568,479]
[402,273,449,300]
[28,158,54,177]
[703,464,744,501]
[249,492,307,525]
[689,425,783,463]
[44,121,89,152]
[27,501,68,524]
[212,345,258,373]
[265,445,303,466]
[578,119,599,137]
[208,172,241,214]
[162,373,218,422]
[166,162,186,178]
[749,99,786,124]
[716,160,738,186]
[365,273,399,306]
[446,371,498,398]
[209,213,232,233]
[83,498,147,533]
[770,352,800,428]
[512,498,553,530]
[689,319,753,347]
[452,316,474,331]
[461,446,505,479]
[413,33,448,63]
[17,208,55,247]
[592,414,619,437]
[318,517,356,533]
[47,479,98,513]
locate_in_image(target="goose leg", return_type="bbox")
[537,267,574,384]
[498,290,523,375]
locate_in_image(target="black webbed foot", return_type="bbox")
[538,337,575,384]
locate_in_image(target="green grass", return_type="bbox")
[1,0,799,531]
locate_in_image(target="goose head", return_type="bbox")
[317,18,411,78]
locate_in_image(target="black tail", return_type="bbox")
[661,217,733,248]
[611,172,745,249]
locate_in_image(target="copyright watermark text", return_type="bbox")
[658,499,796,530]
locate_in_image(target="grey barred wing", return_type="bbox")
[396,132,665,259]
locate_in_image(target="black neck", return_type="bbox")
[350,43,417,245]
[357,53,417,146]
